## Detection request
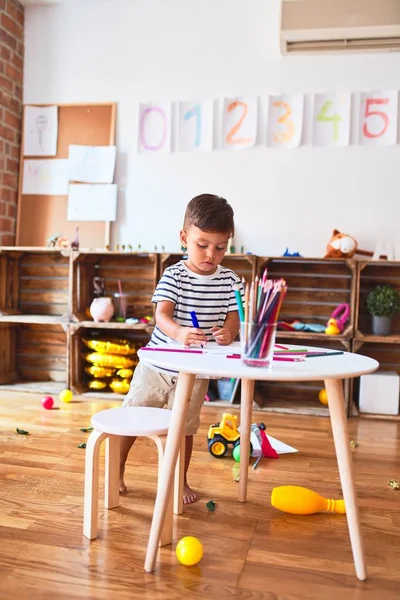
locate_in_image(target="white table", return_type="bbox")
[138,344,378,579]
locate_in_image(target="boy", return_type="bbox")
[119,193,243,504]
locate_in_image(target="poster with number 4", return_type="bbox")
[312,93,351,147]
[359,91,398,146]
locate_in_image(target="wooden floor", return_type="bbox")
[0,393,399,600]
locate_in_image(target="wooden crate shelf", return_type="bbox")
[0,247,71,320]
[71,251,158,323]
[70,324,150,398]
[257,257,356,340]
[0,322,68,394]
[250,336,352,417]
[350,338,400,418]
[355,261,400,337]
[160,252,257,281]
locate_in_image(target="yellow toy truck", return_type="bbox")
[208,412,253,458]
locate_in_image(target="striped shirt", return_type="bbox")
[143,260,244,374]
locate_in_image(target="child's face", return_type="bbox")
[180,226,231,275]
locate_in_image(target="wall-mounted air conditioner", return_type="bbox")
[281,0,400,55]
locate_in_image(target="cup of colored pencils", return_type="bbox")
[236,270,287,369]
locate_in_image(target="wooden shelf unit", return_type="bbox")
[0,247,398,419]
[350,261,400,417]
[0,247,71,320]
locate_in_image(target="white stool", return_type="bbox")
[83,407,185,547]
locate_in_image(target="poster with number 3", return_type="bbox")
[312,93,351,147]
[267,94,304,148]
[359,91,398,146]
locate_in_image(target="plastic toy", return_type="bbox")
[325,303,350,335]
[59,389,73,403]
[41,396,54,410]
[90,297,114,323]
[318,389,328,405]
[282,247,302,257]
[271,485,346,515]
[208,413,240,458]
[253,423,279,459]
[175,536,203,566]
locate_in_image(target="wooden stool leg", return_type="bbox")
[325,378,367,581]
[105,435,120,510]
[239,378,255,503]
[174,434,185,516]
[153,434,173,547]
[83,430,107,540]
[145,372,196,572]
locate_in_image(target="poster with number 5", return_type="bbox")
[359,91,398,146]
[267,94,304,148]
[138,102,171,153]
[221,97,257,150]
[312,93,351,147]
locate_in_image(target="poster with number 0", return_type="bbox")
[138,103,171,153]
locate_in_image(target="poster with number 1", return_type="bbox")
[312,93,351,147]
[359,91,398,146]
[178,101,213,152]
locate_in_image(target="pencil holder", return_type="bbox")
[240,322,277,368]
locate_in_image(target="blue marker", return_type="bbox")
[190,311,200,329]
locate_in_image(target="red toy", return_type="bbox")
[328,303,350,334]
[41,396,54,410]
[258,424,279,458]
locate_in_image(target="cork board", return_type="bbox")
[16,103,116,249]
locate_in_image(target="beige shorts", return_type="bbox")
[122,362,209,435]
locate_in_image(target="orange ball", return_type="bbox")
[318,389,328,405]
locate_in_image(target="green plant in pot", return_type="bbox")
[366,285,400,336]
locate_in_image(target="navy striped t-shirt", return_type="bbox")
[141,261,243,375]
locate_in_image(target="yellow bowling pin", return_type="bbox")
[271,485,346,515]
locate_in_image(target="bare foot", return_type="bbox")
[119,480,128,494]
[183,483,198,504]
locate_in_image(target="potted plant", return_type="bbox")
[366,285,400,335]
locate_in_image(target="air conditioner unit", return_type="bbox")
[281,0,400,55]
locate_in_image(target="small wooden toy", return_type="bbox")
[271,485,346,515]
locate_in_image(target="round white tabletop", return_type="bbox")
[138,343,379,381]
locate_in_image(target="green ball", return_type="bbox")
[232,445,241,463]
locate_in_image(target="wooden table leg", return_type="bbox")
[239,378,255,502]
[325,378,367,581]
[144,371,196,572]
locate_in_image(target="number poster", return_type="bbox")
[136,91,400,153]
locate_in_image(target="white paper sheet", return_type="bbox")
[68,145,116,183]
[22,159,69,195]
[250,431,299,456]
[138,102,171,153]
[221,97,257,150]
[23,105,58,156]
[312,93,351,147]
[178,101,213,152]
[359,90,398,146]
[267,93,304,148]
[67,184,117,221]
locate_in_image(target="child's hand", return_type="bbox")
[176,327,207,347]
[210,327,232,345]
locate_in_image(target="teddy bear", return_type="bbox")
[324,229,358,259]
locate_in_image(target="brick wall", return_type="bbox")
[0,0,23,246]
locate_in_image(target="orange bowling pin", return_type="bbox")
[271,485,346,515]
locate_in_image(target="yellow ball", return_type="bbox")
[318,389,328,405]
[59,388,73,403]
[176,536,203,566]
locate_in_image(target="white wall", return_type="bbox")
[24,0,400,256]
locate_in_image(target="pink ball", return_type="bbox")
[41,396,54,410]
